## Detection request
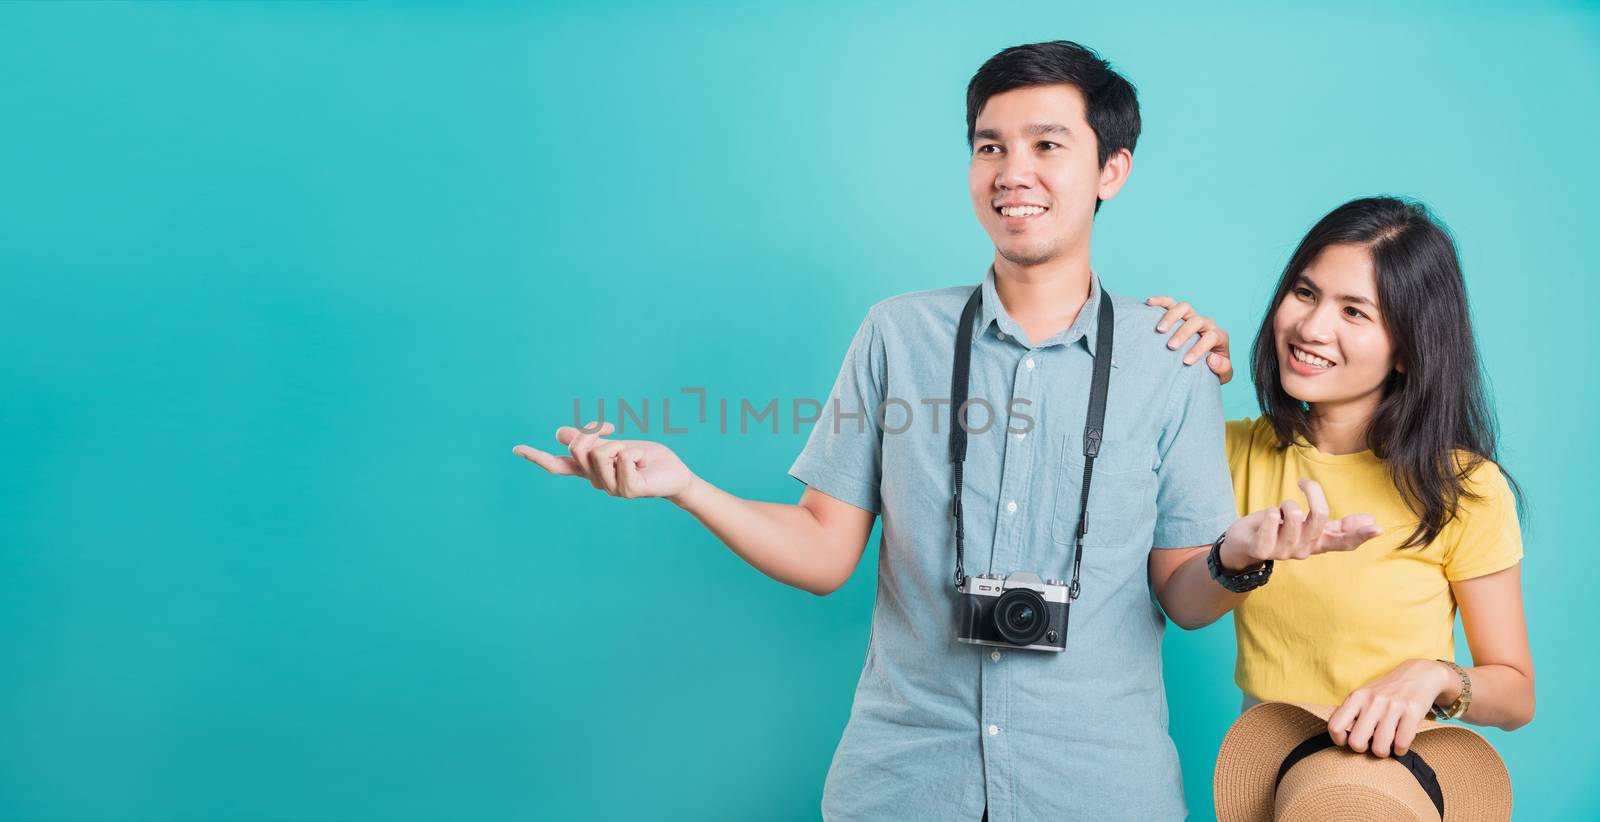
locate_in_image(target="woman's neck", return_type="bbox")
[1306,393,1382,455]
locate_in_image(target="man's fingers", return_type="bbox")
[1299,479,1330,552]
[1323,514,1384,551]
[591,441,625,494]
[615,448,640,497]
[1156,301,1193,333]
[1277,500,1306,558]
[563,420,615,477]
[1253,506,1281,557]
[555,420,616,445]
[511,445,582,477]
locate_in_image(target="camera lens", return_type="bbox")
[991,588,1048,646]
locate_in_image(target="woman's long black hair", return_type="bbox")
[1250,196,1521,548]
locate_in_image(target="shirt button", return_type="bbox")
[1006,500,1017,513]
[996,331,1006,340]
[991,650,1002,662]
[1015,431,1026,441]
[988,724,1000,736]
[1025,357,1035,370]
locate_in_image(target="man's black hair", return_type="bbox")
[966,40,1142,171]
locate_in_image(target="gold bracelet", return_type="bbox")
[1429,659,1473,720]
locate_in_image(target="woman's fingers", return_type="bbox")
[1182,328,1223,364]
[1327,692,1364,746]
[1392,705,1426,757]
[1167,315,1212,351]
[1369,700,1407,757]
[1345,695,1386,753]
[1155,301,1194,333]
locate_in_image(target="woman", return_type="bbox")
[1151,196,1534,759]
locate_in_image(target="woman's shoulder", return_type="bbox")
[1442,452,1524,578]
[1225,416,1280,455]
[1453,452,1516,502]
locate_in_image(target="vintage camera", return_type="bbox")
[956,572,1071,652]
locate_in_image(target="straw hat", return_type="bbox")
[1214,701,1511,822]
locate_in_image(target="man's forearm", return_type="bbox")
[1155,547,1248,630]
[670,477,859,596]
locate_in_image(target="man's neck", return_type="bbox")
[991,253,1094,347]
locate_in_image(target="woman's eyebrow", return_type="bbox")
[1297,275,1376,307]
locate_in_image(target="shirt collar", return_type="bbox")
[974,266,1114,363]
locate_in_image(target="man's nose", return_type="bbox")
[995,151,1036,190]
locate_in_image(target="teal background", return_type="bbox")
[2,1,1595,819]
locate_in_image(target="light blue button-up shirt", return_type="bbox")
[788,268,1237,821]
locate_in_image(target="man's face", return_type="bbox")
[968,84,1120,267]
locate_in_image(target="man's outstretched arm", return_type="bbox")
[1150,479,1384,629]
[515,421,876,596]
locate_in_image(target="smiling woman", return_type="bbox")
[1218,196,1534,760]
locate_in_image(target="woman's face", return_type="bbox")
[1272,243,1402,409]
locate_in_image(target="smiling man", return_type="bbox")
[514,40,1380,822]
[776,41,1246,821]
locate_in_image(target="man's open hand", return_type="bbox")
[1219,479,1384,570]
[513,421,696,501]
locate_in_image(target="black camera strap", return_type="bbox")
[950,282,1114,598]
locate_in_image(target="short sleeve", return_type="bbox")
[1224,417,1256,463]
[787,308,886,514]
[1442,460,1524,581]
[1151,362,1238,548]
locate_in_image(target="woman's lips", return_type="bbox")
[1286,344,1335,376]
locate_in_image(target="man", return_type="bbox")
[514,41,1379,821]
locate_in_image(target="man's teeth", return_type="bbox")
[1000,205,1047,217]
[1293,347,1334,368]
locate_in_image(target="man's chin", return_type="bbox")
[997,244,1059,268]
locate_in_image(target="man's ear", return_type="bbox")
[1096,148,1133,202]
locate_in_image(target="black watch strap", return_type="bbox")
[1207,533,1273,593]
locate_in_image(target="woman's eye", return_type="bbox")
[1293,287,1314,300]
[1343,307,1367,320]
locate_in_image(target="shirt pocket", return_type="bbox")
[1050,429,1158,546]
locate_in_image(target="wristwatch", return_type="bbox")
[1206,532,1273,593]
[1429,659,1473,720]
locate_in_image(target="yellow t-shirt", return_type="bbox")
[1225,417,1523,705]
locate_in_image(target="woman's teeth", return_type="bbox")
[1292,346,1334,368]
[999,206,1047,217]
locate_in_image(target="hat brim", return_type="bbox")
[1214,701,1511,822]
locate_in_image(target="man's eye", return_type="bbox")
[977,144,1001,155]
[1037,141,1060,151]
